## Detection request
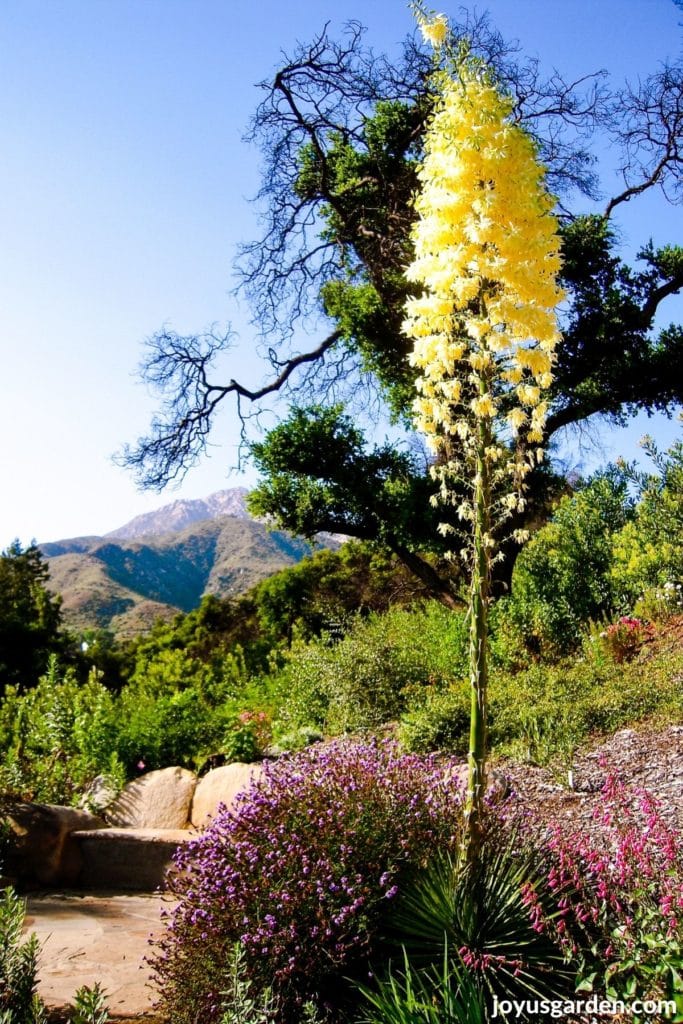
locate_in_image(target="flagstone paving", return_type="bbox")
[23,891,171,1020]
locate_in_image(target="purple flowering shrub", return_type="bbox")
[525,769,683,1006]
[151,739,464,1024]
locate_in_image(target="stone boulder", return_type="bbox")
[190,763,264,828]
[105,767,197,829]
[2,802,106,887]
[79,774,120,813]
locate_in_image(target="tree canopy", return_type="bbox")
[0,541,64,692]
[119,10,683,599]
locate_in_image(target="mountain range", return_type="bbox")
[40,489,333,637]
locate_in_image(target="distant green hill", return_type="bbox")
[41,493,335,637]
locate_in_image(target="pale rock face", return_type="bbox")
[3,803,106,886]
[190,763,264,828]
[79,774,120,812]
[105,767,197,829]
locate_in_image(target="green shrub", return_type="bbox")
[67,984,110,1024]
[0,886,46,1024]
[218,944,277,1024]
[127,645,216,700]
[115,685,228,772]
[499,472,631,659]
[268,725,324,756]
[633,582,683,623]
[398,685,470,754]
[0,660,122,804]
[611,432,683,610]
[398,632,683,762]
[116,637,281,771]
[274,603,468,736]
[221,711,271,764]
[489,644,683,764]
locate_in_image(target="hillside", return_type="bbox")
[40,489,332,637]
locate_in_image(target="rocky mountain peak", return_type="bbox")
[104,487,250,541]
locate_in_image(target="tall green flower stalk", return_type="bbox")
[403,10,564,857]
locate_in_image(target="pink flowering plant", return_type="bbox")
[151,739,464,1024]
[221,709,271,763]
[600,616,654,664]
[527,770,683,1013]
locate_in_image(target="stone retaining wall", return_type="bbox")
[2,761,264,891]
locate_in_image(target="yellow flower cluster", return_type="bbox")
[419,13,449,48]
[403,62,564,527]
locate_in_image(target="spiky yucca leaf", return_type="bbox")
[381,839,574,1021]
[357,947,485,1024]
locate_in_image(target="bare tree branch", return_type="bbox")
[116,328,342,490]
[121,17,683,495]
[605,60,683,216]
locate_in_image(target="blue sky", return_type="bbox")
[1,0,681,548]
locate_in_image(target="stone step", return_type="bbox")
[73,828,193,892]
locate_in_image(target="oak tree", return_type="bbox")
[120,10,683,604]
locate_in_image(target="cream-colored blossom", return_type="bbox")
[471,393,497,418]
[419,13,448,47]
[507,407,527,432]
[402,58,563,557]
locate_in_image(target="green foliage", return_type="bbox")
[251,541,431,645]
[295,96,424,420]
[128,592,266,677]
[221,711,271,764]
[491,642,683,762]
[550,215,683,434]
[0,887,46,1024]
[382,841,574,1020]
[399,629,683,762]
[0,541,64,693]
[0,658,124,804]
[218,943,323,1024]
[499,472,631,658]
[67,984,110,1024]
[249,406,441,554]
[611,431,683,608]
[116,640,251,772]
[122,542,437,680]
[273,602,468,735]
[633,581,683,622]
[267,725,324,757]
[397,685,470,755]
[116,684,219,772]
[356,949,485,1024]
[127,644,212,698]
[218,944,277,1024]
